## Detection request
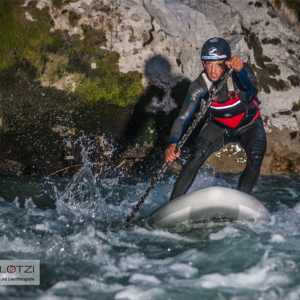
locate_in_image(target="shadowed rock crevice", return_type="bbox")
[142,16,155,47]
[262,37,282,45]
[242,26,290,93]
[287,75,300,87]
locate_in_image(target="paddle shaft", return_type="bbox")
[124,68,233,224]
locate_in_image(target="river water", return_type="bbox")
[0,161,300,300]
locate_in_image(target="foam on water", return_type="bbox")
[187,165,231,193]
[198,251,290,291]
[0,153,300,299]
[48,278,123,298]
[129,273,162,285]
[114,286,165,300]
[133,227,198,243]
[269,233,286,243]
[209,226,243,241]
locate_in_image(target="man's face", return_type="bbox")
[204,60,226,82]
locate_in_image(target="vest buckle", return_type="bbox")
[229,91,236,100]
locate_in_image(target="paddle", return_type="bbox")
[124,68,233,224]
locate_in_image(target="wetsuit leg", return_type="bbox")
[169,121,225,201]
[237,117,267,193]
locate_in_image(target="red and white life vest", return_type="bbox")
[202,73,260,128]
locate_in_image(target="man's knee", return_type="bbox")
[191,137,211,162]
[248,140,266,169]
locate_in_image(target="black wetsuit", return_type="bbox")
[169,64,267,200]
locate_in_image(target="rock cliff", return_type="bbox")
[0,0,299,175]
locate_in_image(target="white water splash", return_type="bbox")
[25,197,37,209]
[198,251,290,291]
[55,140,110,225]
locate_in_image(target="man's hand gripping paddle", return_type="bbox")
[124,68,233,225]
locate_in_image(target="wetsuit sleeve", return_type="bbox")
[169,79,207,145]
[235,62,257,90]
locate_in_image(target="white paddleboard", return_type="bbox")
[145,187,269,228]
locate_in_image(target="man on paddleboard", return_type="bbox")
[165,37,266,200]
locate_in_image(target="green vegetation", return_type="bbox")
[75,50,143,107]
[0,2,144,107]
[135,117,157,146]
[51,0,73,9]
[68,11,81,27]
[0,1,53,71]
[0,1,146,173]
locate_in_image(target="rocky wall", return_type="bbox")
[0,0,299,176]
